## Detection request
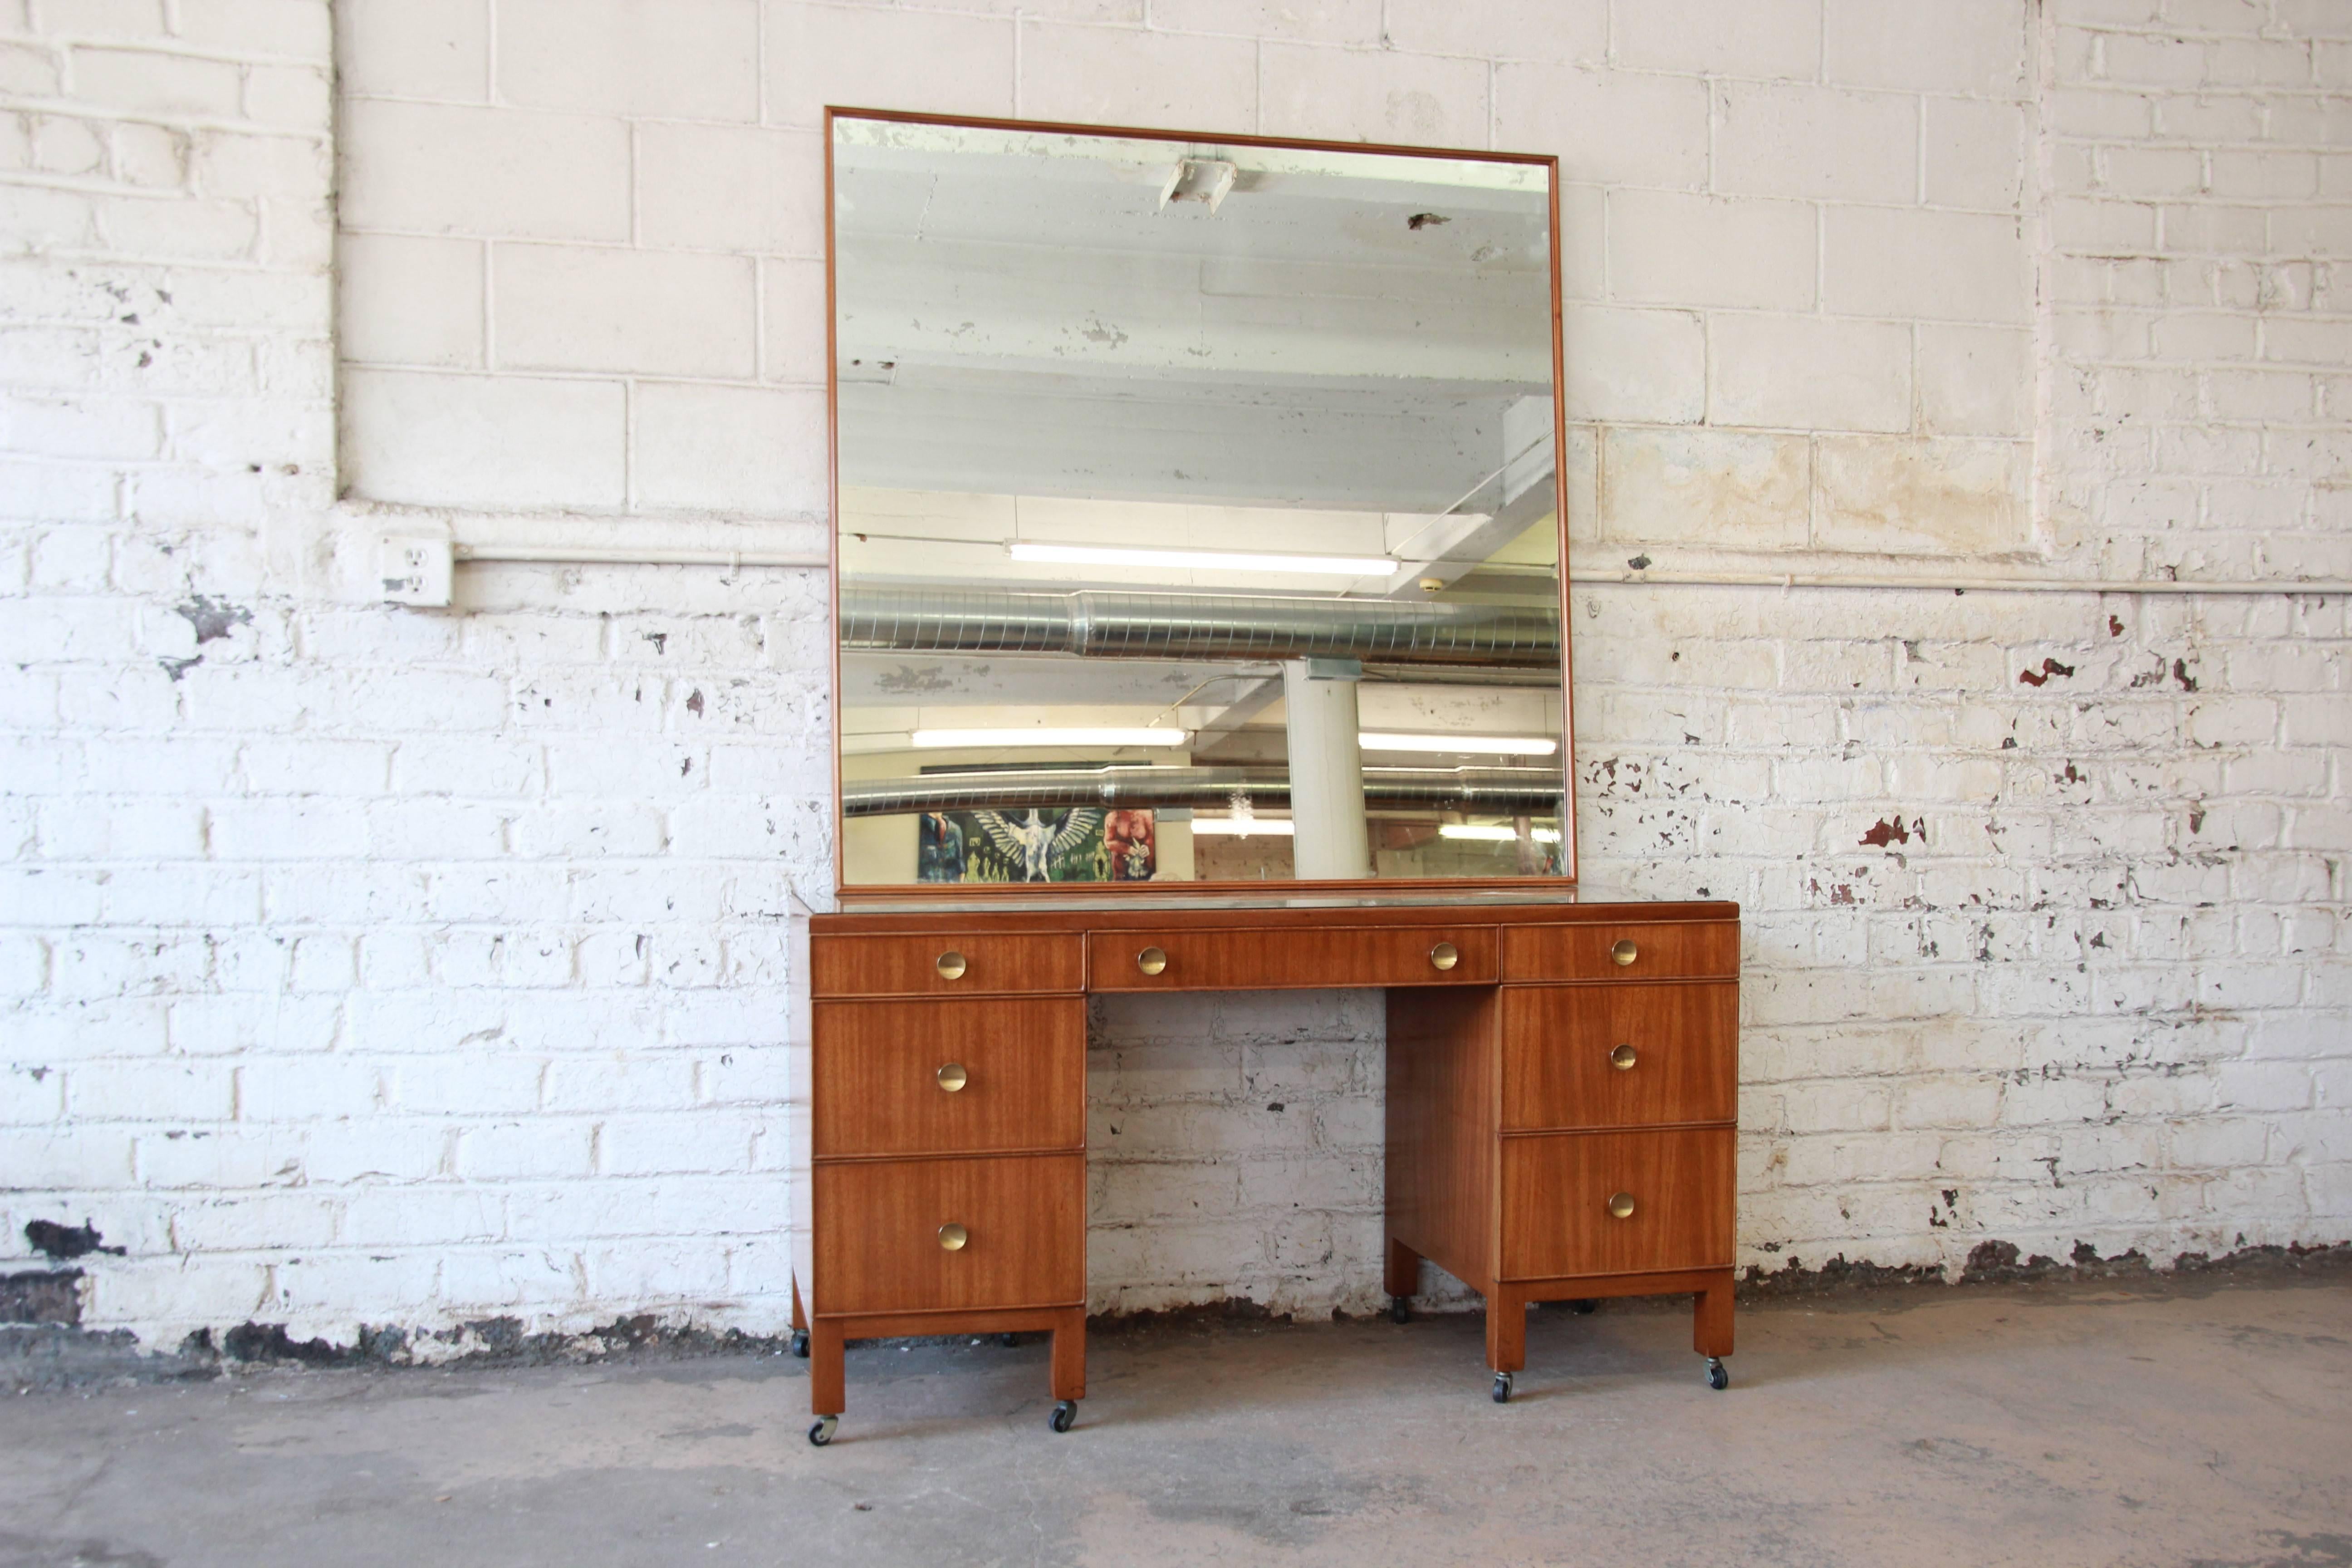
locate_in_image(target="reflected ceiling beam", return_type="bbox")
[842,763,1562,817]
[1382,480,1556,599]
[1190,675,1284,748]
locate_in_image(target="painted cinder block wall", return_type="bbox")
[1,0,2345,1348]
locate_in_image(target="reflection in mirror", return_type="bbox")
[832,115,1568,887]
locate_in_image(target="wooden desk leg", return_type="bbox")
[1694,1271,1735,1360]
[1049,1306,1086,1403]
[1484,1284,1527,1374]
[810,1319,846,1416]
[789,1275,807,1335]
[1384,1236,1421,1301]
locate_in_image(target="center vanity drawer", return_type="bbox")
[1501,920,1739,982]
[813,997,1084,1158]
[1087,925,1495,991]
[813,1152,1085,1316]
[1499,1128,1734,1281]
[1501,983,1738,1132]
[810,932,1083,997]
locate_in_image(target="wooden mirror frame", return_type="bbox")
[824,107,1576,900]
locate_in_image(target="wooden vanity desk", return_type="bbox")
[786,889,1740,1439]
[808,108,1737,1443]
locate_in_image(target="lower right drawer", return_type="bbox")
[1499,1128,1735,1280]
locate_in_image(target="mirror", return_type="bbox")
[829,112,1570,889]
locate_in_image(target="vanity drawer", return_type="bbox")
[1499,1128,1734,1280]
[813,1152,1084,1316]
[814,998,1084,1158]
[1087,925,1495,991]
[1501,983,1738,1132]
[810,933,1083,997]
[1501,921,1738,983]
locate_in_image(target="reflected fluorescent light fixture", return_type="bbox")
[1440,824,1563,843]
[1360,732,1559,756]
[910,727,1191,750]
[1009,542,1396,577]
[1191,818,1295,836]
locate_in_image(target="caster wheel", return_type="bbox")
[1569,1299,1598,1315]
[999,1333,1020,1348]
[1389,1296,1410,1325]
[1705,1358,1729,1392]
[789,1330,809,1359]
[1050,1400,1078,1433]
[808,1415,838,1447]
[1491,1372,1513,1405]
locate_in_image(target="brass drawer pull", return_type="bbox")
[1429,941,1460,971]
[1609,1043,1638,1071]
[938,1223,969,1251]
[936,950,967,980]
[1607,1191,1637,1220]
[1137,945,1168,976]
[1610,939,1639,967]
[936,1062,968,1093]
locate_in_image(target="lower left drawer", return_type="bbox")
[813,1152,1085,1317]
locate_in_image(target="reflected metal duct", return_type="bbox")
[841,585,1560,668]
[843,764,1563,817]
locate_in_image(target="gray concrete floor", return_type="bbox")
[4,1276,2349,1568]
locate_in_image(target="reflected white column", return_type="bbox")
[1281,657,1372,880]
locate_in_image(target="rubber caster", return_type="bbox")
[1491,1372,1513,1405]
[1389,1296,1410,1325]
[1569,1298,1598,1315]
[789,1330,809,1359]
[1050,1400,1078,1433]
[999,1333,1020,1348]
[808,1415,838,1446]
[1705,1357,1729,1392]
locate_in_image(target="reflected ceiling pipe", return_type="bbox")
[838,585,1559,667]
[1282,657,1372,879]
[840,764,1562,818]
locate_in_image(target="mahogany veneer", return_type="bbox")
[789,897,1741,1432]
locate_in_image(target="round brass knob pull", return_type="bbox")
[1607,1191,1637,1220]
[936,1062,968,1093]
[938,1223,969,1251]
[1610,939,1639,967]
[1137,946,1168,976]
[936,951,967,980]
[1609,1043,1638,1071]
[1429,941,1460,972]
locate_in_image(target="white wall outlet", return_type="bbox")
[379,534,454,607]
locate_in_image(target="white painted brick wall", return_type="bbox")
[1,0,2345,1351]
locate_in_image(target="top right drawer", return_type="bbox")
[1502,920,1739,982]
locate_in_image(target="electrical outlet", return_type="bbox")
[379,534,453,607]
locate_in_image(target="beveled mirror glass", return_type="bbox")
[828,111,1571,890]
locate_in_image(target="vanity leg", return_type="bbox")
[1384,1235,1421,1301]
[809,1318,846,1416]
[1049,1306,1086,1403]
[1694,1272,1735,1360]
[1483,1284,1526,1374]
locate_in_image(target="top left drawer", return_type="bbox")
[810,933,1084,997]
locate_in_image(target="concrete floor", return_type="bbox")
[4,1276,2348,1568]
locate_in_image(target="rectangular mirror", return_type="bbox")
[828,111,1572,891]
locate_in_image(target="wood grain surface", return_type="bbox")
[1499,1128,1734,1279]
[1385,987,1499,1295]
[813,997,1085,1158]
[809,932,1083,997]
[813,1152,1084,1316]
[1499,920,1739,981]
[1088,925,1496,991]
[1500,982,1739,1131]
